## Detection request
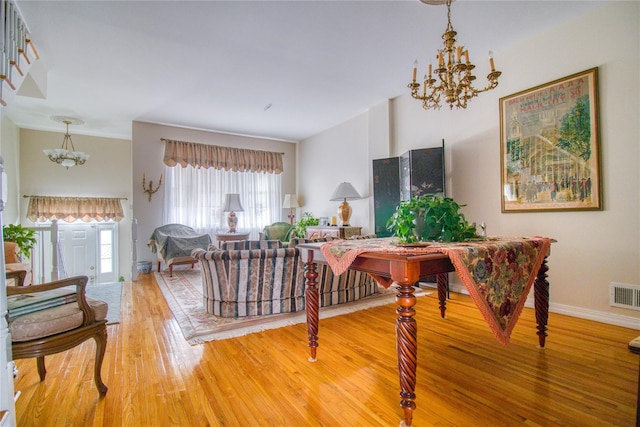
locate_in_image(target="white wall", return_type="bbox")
[19,128,133,280]
[298,1,640,325]
[131,121,298,264]
[0,117,22,224]
[298,111,372,231]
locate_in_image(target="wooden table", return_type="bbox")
[298,241,551,427]
[215,231,251,248]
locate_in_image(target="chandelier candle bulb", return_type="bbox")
[412,60,417,81]
[428,63,432,77]
[489,51,495,72]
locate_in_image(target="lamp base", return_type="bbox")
[227,211,238,233]
[337,200,352,226]
[288,208,295,225]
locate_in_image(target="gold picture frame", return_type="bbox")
[499,68,601,212]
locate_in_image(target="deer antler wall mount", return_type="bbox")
[142,172,163,202]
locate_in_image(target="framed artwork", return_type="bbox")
[499,68,601,212]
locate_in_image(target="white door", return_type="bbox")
[57,222,118,284]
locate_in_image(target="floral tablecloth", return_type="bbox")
[320,236,551,345]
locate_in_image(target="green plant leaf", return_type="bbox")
[386,194,477,243]
[292,212,319,238]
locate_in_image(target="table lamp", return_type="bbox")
[222,193,244,233]
[282,194,299,224]
[329,182,361,226]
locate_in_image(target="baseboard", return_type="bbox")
[431,282,640,331]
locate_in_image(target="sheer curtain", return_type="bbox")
[162,164,281,238]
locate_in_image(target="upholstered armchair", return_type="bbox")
[5,241,32,286]
[260,222,294,243]
[7,275,109,395]
[148,224,212,277]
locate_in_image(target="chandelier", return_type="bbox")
[408,0,501,110]
[43,116,89,169]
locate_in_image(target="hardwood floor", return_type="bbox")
[13,271,640,426]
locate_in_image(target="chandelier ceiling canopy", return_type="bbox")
[43,116,89,169]
[409,0,501,110]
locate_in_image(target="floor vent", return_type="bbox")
[610,282,640,311]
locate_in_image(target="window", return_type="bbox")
[162,164,281,236]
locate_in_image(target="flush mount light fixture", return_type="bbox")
[43,116,89,169]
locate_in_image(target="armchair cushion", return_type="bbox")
[10,298,107,342]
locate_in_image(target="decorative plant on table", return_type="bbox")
[3,223,37,259]
[386,194,477,244]
[292,212,319,239]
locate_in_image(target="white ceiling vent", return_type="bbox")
[610,283,640,311]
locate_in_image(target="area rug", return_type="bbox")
[154,269,429,345]
[86,282,122,325]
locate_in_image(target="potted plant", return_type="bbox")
[386,194,477,244]
[3,223,37,259]
[292,212,319,239]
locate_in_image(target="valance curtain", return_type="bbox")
[162,138,283,174]
[26,196,125,223]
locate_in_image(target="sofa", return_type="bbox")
[191,238,379,318]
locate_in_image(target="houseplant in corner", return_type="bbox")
[386,194,477,244]
[3,223,37,259]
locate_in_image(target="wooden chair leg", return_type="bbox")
[93,326,108,396]
[157,261,161,272]
[36,356,46,381]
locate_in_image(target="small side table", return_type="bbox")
[216,231,251,248]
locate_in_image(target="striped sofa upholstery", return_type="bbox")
[289,237,379,307]
[193,238,380,318]
[192,247,305,317]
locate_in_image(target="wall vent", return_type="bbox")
[610,282,640,311]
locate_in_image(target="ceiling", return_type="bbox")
[5,0,607,142]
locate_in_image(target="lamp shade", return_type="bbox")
[282,194,299,209]
[329,182,361,201]
[222,194,244,212]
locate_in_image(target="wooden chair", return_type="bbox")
[4,241,32,286]
[6,275,109,395]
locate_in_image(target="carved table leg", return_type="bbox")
[534,256,550,348]
[305,250,319,362]
[437,273,448,319]
[396,280,418,427]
